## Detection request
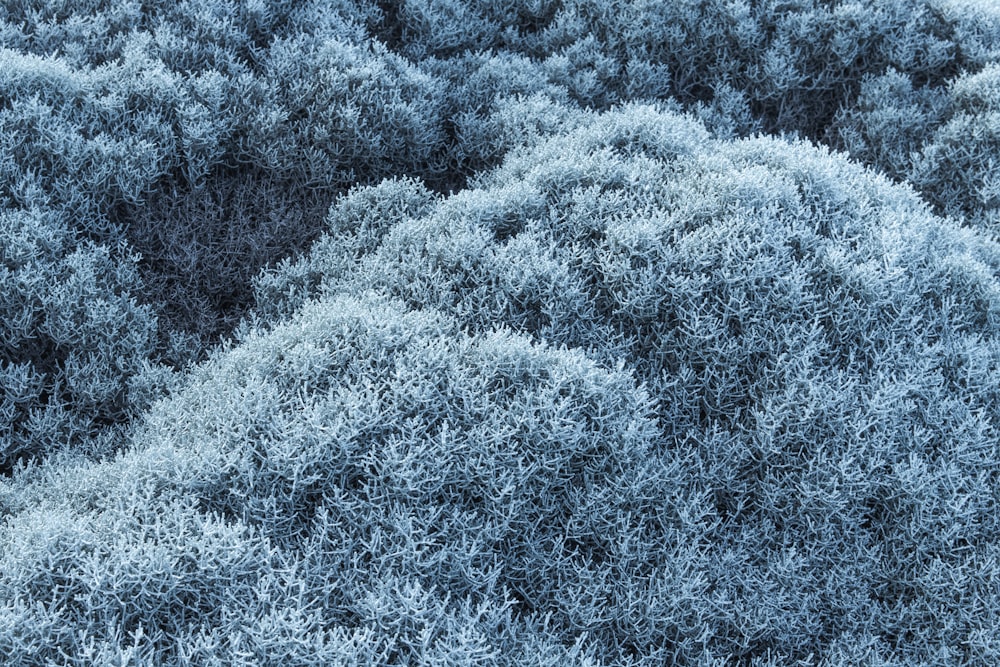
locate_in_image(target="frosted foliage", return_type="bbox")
[1,1,999,664]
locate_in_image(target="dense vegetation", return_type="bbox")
[0,0,998,664]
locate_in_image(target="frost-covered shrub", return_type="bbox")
[909,63,1000,232]
[126,168,332,355]
[8,0,991,376]
[417,51,588,190]
[833,68,952,181]
[937,0,1000,65]
[370,0,981,140]
[369,0,559,59]
[0,0,150,68]
[0,4,444,367]
[0,47,189,459]
[253,175,439,323]
[255,104,1000,664]
[0,293,671,665]
[0,48,176,235]
[0,207,166,470]
[240,34,447,189]
[835,63,1000,233]
[0,0,372,73]
[0,1,999,664]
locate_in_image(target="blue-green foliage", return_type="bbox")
[0,206,164,469]
[0,47,174,226]
[908,63,1000,232]
[1,0,1000,664]
[1,293,659,665]
[373,0,979,129]
[836,62,1000,232]
[0,46,180,460]
[252,106,1000,663]
[243,34,447,188]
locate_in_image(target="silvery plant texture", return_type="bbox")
[0,1,998,664]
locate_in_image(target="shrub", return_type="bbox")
[0,47,176,237]
[835,63,1000,233]
[239,34,447,190]
[254,104,1000,664]
[126,168,332,356]
[0,207,167,471]
[0,293,666,665]
[909,63,1000,232]
[833,68,952,182]
[369,0,982,140]
[0,7,449,376]
[1,1,999,663]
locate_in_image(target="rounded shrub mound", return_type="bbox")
[254,104,1000,664]
[0,292,682,665]
[0,0,997,663]
[835,62,1000,234]
[5,104,998,663]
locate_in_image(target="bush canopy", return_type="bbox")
[1,1,999,664]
